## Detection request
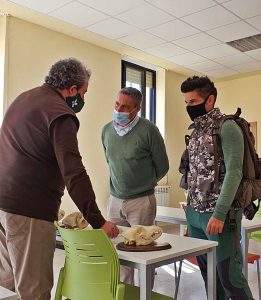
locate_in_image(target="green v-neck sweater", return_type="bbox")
[102,118,169,200]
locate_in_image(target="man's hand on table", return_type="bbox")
[102,221,119,239]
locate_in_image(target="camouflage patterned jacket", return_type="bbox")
[187,108,225,212]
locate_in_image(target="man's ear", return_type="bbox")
[207,95,215,108]
[68,85,77,96]
[205,95,215,112]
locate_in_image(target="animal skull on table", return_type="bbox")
[120,225,163,246]
[62,212,89,229]
[58,209,65,221]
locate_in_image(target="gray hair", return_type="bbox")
[119,87,143,106]
[45,58,91,89]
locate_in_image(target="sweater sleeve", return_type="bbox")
[149,125,169,181]
[213,120,244,221]
[50,115,106,228]
[101,124,109,163]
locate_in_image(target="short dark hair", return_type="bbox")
[45,58,91,90]
[180,76,217,102]
[119,87,143,106]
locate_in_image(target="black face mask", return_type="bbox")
[186,94,212,121]
[186,101,207,121]
[65,93,85,113]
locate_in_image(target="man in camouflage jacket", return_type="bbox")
[180,76,253,300]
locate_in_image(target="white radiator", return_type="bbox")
[155,186,170,206]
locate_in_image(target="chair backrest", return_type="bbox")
[57,225,121,300]
[250,202,261,243]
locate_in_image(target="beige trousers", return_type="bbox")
[107,194,156,285]
[0,210,56,300]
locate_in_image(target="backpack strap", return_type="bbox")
[228,209,242,255]
[212,116,227,193]
[184,135,190,187]
[234,107,241,118]
[244,199,261,220]
[212,132,220,194]
[179,135,191,190]
[185,134,190,147]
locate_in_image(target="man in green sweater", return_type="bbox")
[102,87,169,284]
[181,76,253,300]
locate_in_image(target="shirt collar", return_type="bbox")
[113,114,140,136]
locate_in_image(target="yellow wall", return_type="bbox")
[1,16,174,214]
[156,68,166,137]
[3,16,261,213]
[216,75,261,155]
[4,16,121,216]
[164,70,188,207]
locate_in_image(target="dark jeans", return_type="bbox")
[186,206,254,300]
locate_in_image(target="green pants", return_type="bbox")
[186,206,254,300]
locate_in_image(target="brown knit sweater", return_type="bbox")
[0,84,105,228]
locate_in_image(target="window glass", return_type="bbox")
[122,61,156,123]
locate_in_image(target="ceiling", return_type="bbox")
[2,0,261,79]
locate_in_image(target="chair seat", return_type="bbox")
[124,283,173,300]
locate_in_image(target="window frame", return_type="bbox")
[121,60,156,123]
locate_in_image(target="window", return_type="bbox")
[121,61,156,123]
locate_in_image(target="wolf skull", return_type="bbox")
[121,225,163,246]
[62,212,89,229]
[58,209,65,221]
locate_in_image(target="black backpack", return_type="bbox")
[179,108,261,220]
[213,108,261,220]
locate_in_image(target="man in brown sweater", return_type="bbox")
[0,58,119,300]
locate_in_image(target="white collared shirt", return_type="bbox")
[113,114,140,136]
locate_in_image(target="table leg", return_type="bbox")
[180,224,185,236]
[241,227,249,279]
[174,261,182,299]
[207,247,216,300]
[140,265,152,300]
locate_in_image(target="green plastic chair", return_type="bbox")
[55,224,173,300]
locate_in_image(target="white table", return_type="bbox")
[113,232,217,300]
[156,206,261,280]
[155,206,186,235]
[0,286,17,300]
[155,206,186,225]
[56,229,217,300]
[241,217,261,278]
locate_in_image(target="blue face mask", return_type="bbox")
[113,109,130,125]
[65,93,85,113]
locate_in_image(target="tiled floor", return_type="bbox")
[52,223,261,300]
